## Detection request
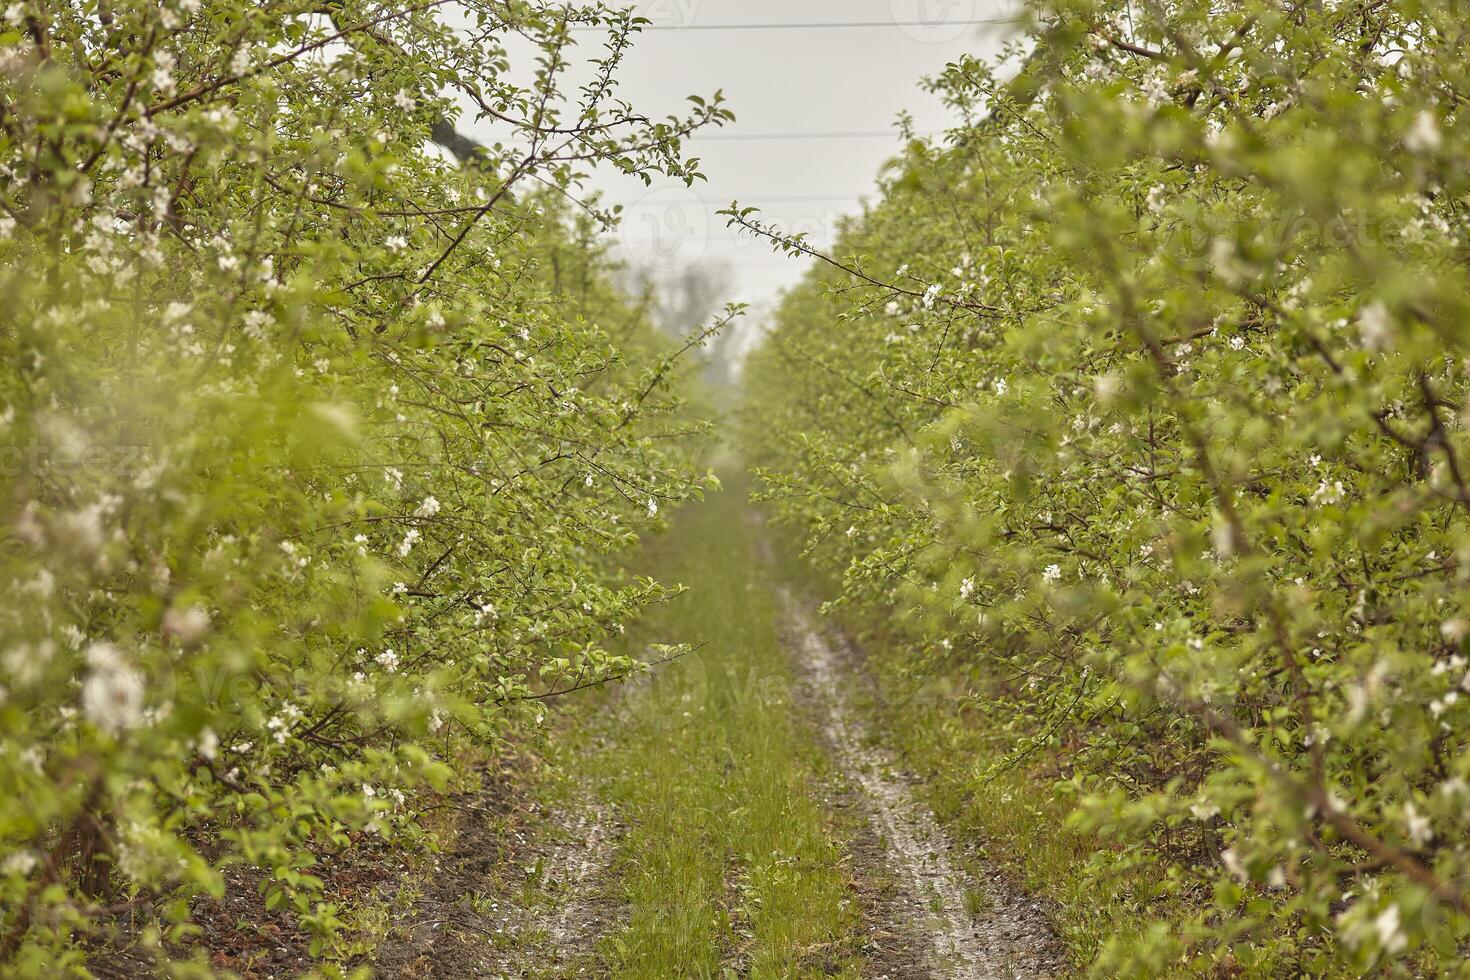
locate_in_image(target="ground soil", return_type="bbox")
[373,752,621,979]
[775,583,1067,980]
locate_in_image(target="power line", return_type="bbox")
[570,18,1022,32]
[686,129,933,142]
[633,262,816,272]
[497,129,935,143]
[607,192,868,204]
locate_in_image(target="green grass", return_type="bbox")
[574,479,862,979]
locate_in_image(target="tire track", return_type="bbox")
[540,797,617,957]
[775,586,1064,979]
[372,776,618,978]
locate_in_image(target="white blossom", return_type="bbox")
[162,605,210,645]
[196,727,218,760]
[1358,301,1394,351]
[85,641,123,672]
[1221,847,1248,882]
[1146,184,1166,214]
[82,656,147,734]
[1403,802,1433,846]
[1141,73,1170,107]
[1404,110,1442,154]
[1190,801,1219,821]
[2,850,38,877]
[1311,480,1345,505]
[1374,903,1407,954]
[151,51,176,96]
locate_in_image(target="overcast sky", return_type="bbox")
[462,0,1023,333]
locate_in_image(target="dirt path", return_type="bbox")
[377,500,1061,978]
[539,794,619,962]
[775,586,1065,980]
[373,769,619,978]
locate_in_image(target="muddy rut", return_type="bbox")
[539,795,618,959]
[776,586,1064,980]
[373,777,618,978]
